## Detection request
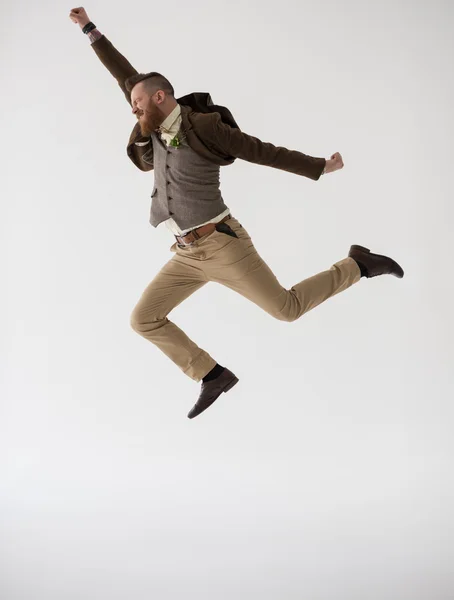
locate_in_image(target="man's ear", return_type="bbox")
[156,91,166,104]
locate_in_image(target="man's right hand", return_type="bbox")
[69,7,91,29]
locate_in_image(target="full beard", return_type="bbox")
[138,101,165,137]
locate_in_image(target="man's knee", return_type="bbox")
[130,306,165,334]
[272,310,297,323]
[265,291,300,322]
[129,308,144,333]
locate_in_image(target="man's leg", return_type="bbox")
[204,217,361,322]
[175,216,402,419]
[130,253,217,381]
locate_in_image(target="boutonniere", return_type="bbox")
[168,128,187,149]
[169,134,181,148]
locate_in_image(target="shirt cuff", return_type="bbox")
[87,28,103,44]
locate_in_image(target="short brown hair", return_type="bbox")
[125,72,175,97]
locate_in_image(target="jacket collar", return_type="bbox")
[179,104,194,132]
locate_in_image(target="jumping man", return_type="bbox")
[69,8,404,419]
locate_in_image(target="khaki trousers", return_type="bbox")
[130,216,361,382]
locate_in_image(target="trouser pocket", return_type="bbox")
[215,222,239,239]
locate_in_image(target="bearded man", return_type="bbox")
[70,7,404,419]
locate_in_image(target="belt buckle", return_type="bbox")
[175,219,224,248]
[176,232,196,248]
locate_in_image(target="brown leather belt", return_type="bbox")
[175,213,231,247]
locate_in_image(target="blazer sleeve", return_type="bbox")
[207,113,326,181]
[90,35,154,171]
[127,136,155,172]
[90,34,138,105]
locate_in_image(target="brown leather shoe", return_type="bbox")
[187,368,239,419]
[349,245,404,279]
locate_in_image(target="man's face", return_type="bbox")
[131,82,165,137]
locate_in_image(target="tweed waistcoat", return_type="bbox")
[149,129,229,230]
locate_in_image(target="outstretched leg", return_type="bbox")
[204,217,361,321]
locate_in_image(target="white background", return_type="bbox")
[2,0,454,598]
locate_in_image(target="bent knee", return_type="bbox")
[271,310,297,323]
[130,307,166,333]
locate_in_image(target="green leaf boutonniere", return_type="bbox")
[168,129,187,149]
[169,135,181,148]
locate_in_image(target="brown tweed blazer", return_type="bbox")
[90,35,326,180]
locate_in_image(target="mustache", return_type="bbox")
[137,108,157,122]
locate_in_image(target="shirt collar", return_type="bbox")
[159,103,181,133]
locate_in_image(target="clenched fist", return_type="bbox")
[324,152,344,174]
[69,7,91,29]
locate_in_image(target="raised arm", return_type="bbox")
[69,8,154,171]
[69,7,138,105]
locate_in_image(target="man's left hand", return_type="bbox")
[324,152,344,174]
